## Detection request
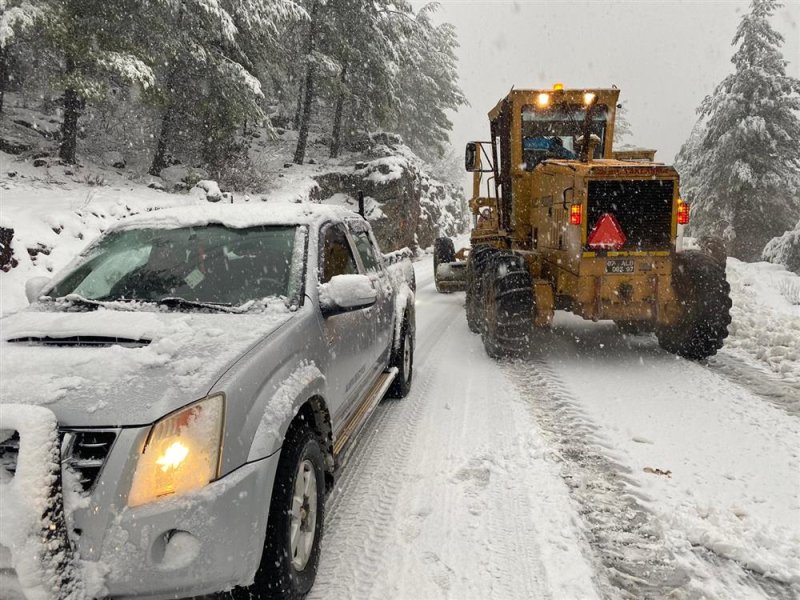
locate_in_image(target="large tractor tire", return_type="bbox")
[481,254,534,359]
[433,237,456,293]
[465,245,499,333]
[656,250,732,359]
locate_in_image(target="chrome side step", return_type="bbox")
[333,368,398,458]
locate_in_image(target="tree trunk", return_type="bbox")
[0,46,8,115]
[293,1,318,165]
[292,79,304,131]
[58,58,82,164]
[329,64,349,159]
[149,107,174,176]
[58,87,82,164]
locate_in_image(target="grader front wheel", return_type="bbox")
[481,255,534,359]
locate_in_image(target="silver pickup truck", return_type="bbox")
[0,203,415,600]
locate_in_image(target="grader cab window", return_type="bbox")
[521,104,608,170]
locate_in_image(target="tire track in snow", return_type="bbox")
[706,351,800,417]
[502,356,693,599]
[309,294,461,599]
[505,352,798,600]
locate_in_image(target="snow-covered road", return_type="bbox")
[311,259,800,599]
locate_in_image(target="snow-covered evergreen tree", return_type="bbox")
[148,0,302,175]
[0,0,44,113]
[38,0,157,163]
[676,0,800,260]
[391,3,465,160]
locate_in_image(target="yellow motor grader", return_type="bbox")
[433,85,731,359]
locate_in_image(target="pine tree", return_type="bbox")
[613,101,633,147]
[47,0,157,163]
[0,0,45,113]
[677,0,800,260]
[390,3,466,160]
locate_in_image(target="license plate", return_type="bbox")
[606,259,635,274]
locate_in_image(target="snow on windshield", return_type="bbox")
[47,225,301,308]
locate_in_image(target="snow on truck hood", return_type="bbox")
[0,307,294,427]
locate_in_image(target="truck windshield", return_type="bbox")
[48,225,304,308]
[521,103,608,170]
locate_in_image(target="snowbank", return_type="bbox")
[724,258,800,384]
[763,221,800,274]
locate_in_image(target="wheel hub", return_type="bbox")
[290,459,317,571]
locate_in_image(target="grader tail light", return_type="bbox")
[677,199,690,225]
[569,204,583,225]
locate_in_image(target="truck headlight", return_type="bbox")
[128,394,225,507]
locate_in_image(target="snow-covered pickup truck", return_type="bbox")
[0,204,415,600]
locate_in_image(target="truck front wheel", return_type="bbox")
[231,423,326,600]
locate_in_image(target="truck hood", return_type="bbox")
[0,307,294,427]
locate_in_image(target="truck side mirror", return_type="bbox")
[465,142,477,172]
[25,276,50,304]
[319,274,377,317]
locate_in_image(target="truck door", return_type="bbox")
[348,222,394,372]
[318,222,374,427]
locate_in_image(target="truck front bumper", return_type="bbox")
[97,454,280,599]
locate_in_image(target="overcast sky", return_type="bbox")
[415,0,800,165]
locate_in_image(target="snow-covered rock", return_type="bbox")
[101,151,126,169]
[158,165,209,192]
[309,139,468,251]
[192,180,224,203]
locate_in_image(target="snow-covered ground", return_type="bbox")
[1,175,799,598]
[310,260,799,599]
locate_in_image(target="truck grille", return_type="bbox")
[587,180,674,251]
[0,428,116,494]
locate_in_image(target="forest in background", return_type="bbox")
[0,0,465,185]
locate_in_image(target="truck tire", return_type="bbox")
[481,255,534,358]
[656,250,732,359]
[433,238,456,293]
[233,423,326,600]
[387,311,414,398]
[465,245,499,333]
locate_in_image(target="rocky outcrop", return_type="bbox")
[310,137,467,251]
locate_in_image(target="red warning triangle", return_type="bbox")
[587,213,626,250]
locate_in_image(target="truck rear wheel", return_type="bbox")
[656,250,732,359]
[433,238,456,293]
[465,245,499,333]
[481,255,534,358]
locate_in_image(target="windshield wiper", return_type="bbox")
[53,294,136,311]
[156,297,239,313]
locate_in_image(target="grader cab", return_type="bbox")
[434,85,731,359]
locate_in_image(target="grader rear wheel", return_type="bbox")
[656,250,732,359]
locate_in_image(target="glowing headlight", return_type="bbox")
[537,93,550,107]
[128,394,225,507]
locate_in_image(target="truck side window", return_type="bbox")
[319,223,358,283]
[351,231,382,273]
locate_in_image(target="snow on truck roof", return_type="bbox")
[113,202,363,232]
